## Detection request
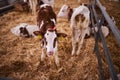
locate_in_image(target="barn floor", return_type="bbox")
[0,0,120,80]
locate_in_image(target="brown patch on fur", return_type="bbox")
[37,5,56,35]
[14,1,29,12]
[19,27,30,38]
[68,7,73,21]
[75,14,85,22]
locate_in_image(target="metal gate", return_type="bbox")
[89,0,120,80]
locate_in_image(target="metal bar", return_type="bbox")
[99,18,118,80]
[90,2,105,80]
[96,0,120,45]
[92,1,118,80]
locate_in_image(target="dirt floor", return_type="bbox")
[0,0,120,80]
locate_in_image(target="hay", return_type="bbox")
[0,0,120,80]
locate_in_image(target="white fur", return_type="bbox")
[41,0,54,8]
[57,4,69,18]
[57,4,76,19]
[91,26,109,37]
[71,4,90,29]
[40,4,50,8]
[51,18,56,25]
[44,30,57,54]
[70,5,90,55]
[40,20,44,29]
[11,23,39,37]
[11,23,28,36]
[23,0,27,2]
[41,30,60,67]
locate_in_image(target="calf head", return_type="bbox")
[57,5,69,19]
[34,29,67,56]
[19,26,30,38]
[44,30,57,55]
[57,5,74,21]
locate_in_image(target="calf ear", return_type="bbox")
[33,31,43,40]
[33,31,41,36]
[57,33,67,37]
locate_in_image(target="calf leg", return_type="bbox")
[54,52,60,67]
[41,48,46,61]
[71,41,76,56]
[71,29,77,56]
[76,29,86,55]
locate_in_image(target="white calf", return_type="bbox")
[91,26,109,38]
[11,23,39,37]
[57,4,76,20]
[70,4,90,55]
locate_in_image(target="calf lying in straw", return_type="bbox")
[11,23,39,38]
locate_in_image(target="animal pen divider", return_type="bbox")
[89,0,120,80]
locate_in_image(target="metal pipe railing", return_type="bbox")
[96,0,120,45]
[89,0,119,80]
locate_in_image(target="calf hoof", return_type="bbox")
[41,55,46,61]
[56,63,60,69]
[57,63,60,67]
[76,52,80,55]
[71,52,75,56]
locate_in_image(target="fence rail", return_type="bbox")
[89,0,120,80]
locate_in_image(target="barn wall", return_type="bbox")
[7,0,17,4]
[0,0,9,7]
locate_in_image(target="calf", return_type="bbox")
[14,1,29,12]
[57,4,75,21]
[57,4,89,21]
[11,23,39,38]
[91,16,116,38]
[34,4,66,67]
[70,4,90,55]
[24,0,54,15]
[91,26,109,38]
[57,4,112,38]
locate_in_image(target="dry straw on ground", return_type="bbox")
[0,0,120,80]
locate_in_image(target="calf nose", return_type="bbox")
[48,51,54,56]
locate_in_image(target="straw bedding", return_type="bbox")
[0,0,120,80]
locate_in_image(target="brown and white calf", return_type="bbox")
[57,4,75,21]
[57,4,89,21]
[34,4,66,67]
[57,4,111,38]
[24,0,54,15]
[70,4,90,55]
[11,23,39,38]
